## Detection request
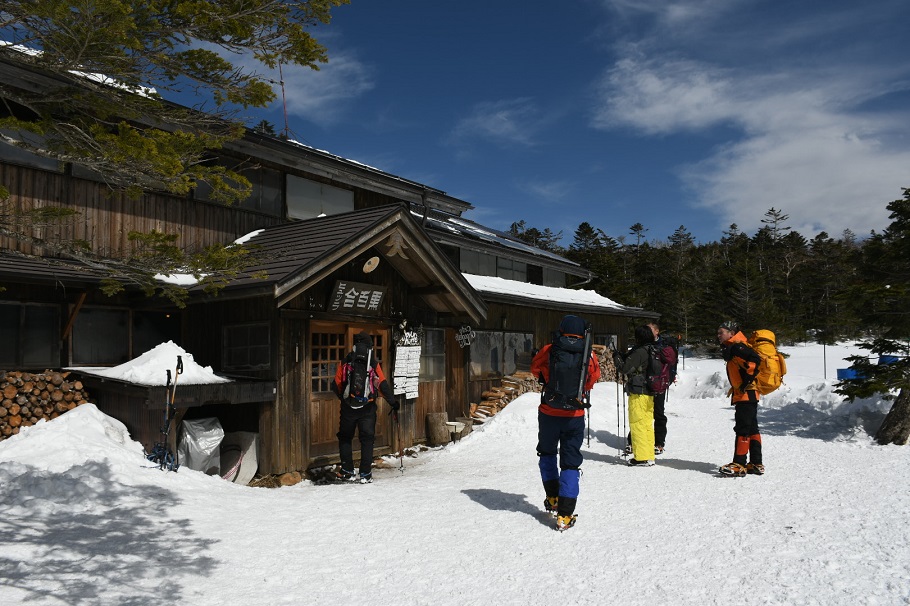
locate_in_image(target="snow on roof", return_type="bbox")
[463,273,640,312]
[1,41,156,97]
[414,210,579,267]
[70,341,230,386]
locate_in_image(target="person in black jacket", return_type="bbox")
[614,325,657,467]
[648,322,679,454]
[332,331,399,483]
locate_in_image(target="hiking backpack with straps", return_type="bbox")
[543,332,588,410]
[746,329,787,395]
[343,342,376,405]
[645,341,676,395]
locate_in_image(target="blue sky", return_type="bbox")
[239,0,910,245]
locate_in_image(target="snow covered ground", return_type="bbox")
[1,342,908,605]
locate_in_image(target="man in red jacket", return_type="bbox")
[531,315,600,531]
[332,331,399,483]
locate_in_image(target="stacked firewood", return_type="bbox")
[0,370,90,439]
[467,347,624,424]
[593,344,622,383]
[468,370,541,423]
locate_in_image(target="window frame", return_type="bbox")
[222,322,272,372]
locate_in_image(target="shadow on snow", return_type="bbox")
[461,489,553,528]
[0,460,218,605]
[586,429,719,475]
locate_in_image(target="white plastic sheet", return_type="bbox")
[178,417,224,475]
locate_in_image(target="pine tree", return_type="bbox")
[0,0,348,304]
[837,189,910,444]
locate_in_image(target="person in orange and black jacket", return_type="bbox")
[530,314,600,531]
[716,320,765,477]
[331,331,399,483]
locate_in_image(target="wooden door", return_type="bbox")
[308,321,391,460]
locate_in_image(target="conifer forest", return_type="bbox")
[510,189,910,348]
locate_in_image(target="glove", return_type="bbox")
[390,397,401,412]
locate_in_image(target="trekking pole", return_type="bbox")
[168,356,183,470]
[615,378,621,456]
[622,389,627,453]
[159,368,172,470]
[392,408,405,473]
[585,391,591,447]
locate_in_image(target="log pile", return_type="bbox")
[467,347,624,425]
[468,370,541,423]
[0,370,90,440]
[593,344,622,384]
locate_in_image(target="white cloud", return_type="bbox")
[449,98,541,148]
[589,1,910,236]
[592,56,740,133]
[517,179,572,202]
[274,51,375,123]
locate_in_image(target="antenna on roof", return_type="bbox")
[278,62,291,139]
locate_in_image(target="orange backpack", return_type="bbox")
[747,329,787,395]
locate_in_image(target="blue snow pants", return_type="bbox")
[537,412,585,515]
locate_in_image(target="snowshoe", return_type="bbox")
[628,458,655,467]
[746,463,765,475]
[544,496,559,516]
[719,462,747,477]
[556,514,577,532]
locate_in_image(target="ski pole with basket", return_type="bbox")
[146,355,183,471]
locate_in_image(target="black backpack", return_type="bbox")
[542,333,587,410]
[343,343,375,404]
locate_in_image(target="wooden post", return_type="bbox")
[426,411,450,446]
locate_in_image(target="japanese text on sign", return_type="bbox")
[329,280,386,315]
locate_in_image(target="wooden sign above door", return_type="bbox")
[328,280,387,315]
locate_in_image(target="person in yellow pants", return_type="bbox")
[614,325,658,466]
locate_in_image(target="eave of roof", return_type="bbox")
[205,206,488,324]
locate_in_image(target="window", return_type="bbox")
[543,268,566,288]
[132,311,181,358]
[470,330,534,380]
[72,308,129,365]
[0,303,60,368]
[470,331,503,380]
[460,248,495,276]
[241,165,283,216]
[0,304,17,367]
[503,332,534,375]
[419,329,445,381]
[309,330,345,393]
[594,334,618,350]
[223,323,271,371]
[287,175,353,220]
[496,257,527,281]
